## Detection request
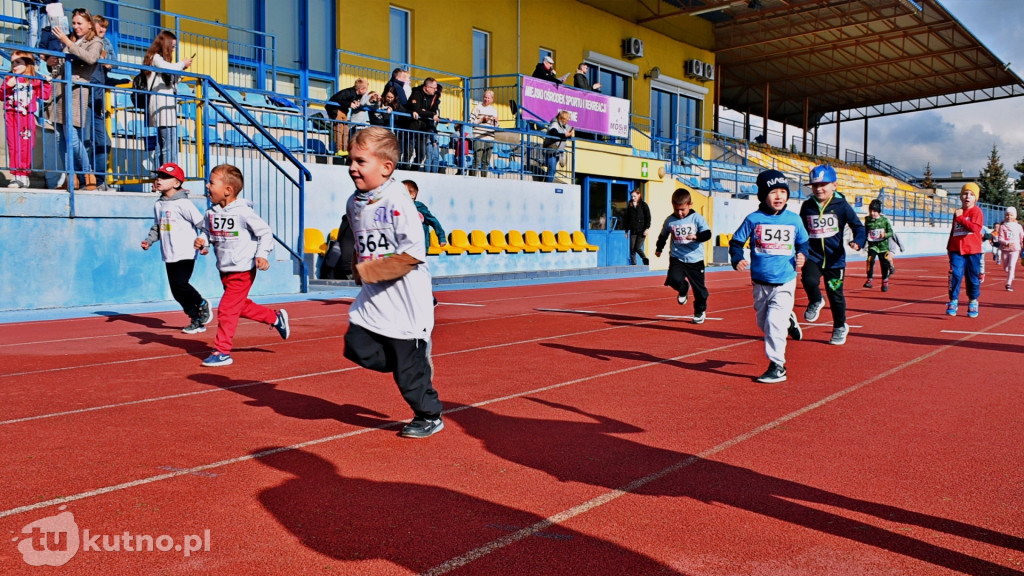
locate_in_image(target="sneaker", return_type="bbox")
[967,300,979,318]
[642,257,650,265]
[787,311,803,341]
[274,309,290,340]
[946,300,958,316]
[7,179,22,189]
[198,300,213,325]
[677,293,688,306]
[881,280,889,292]
[756,362,787,383]
[202,351,233,367]
[863,280,873,288]
[181,317,207,334]
[692,311,706,324]
[829,323,849,345]
[400,417,444,438]
[804,299,824,322]
[1007,284,1013,292]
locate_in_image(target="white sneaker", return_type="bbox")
[692,311,706,324]
[804,300,824,322]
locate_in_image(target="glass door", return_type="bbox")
[584,177,633,266]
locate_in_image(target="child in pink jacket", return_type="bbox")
[997,207,1023,291]
[2,51,52,188]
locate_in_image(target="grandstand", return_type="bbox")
[1,0,1022,311]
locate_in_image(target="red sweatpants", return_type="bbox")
[214,268,278,354]
[5,111,36,176]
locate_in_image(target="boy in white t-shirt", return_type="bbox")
[343,127,443,439]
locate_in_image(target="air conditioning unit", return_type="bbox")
[686,59,704,78]
[702,62,715,81]
[623,37,644,59]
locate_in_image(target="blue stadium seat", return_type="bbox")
[252,133,276,149]
[280,135,304,152]
[243,92,269,108]
[223,131,252,148]
[261,112,287,129]
[127,119,156,138]
[306,138,329,155]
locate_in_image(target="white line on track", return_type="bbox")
[437,302,485,307]
[941,330,1024,337]
[656,315,723,321]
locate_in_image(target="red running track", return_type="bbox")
[1,255,1022,575]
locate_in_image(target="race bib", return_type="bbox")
[806,213,839,238]
[671,222,697,243]
[355,229,395,261]
[754,224,796,256]
[868,228,885,241]
[208,214,239,242]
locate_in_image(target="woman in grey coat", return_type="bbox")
[48,7,102,190]
[143,30,193,166]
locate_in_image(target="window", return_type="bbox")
[472,29,489,95]
[390,7,410,65]
[266,2,300,69]
[308,0,332,72]
[595,67,630,99]
[651,77,706,159]
[539,48,553,66]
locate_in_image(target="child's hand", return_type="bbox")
[141,241,150,250]
[735,259,749,271]
[193,238,206,250]
[255,257,270,271]
[5,77,15,88]
[796,253,805,270]
[654,250,662,258]
[954,208,964,218]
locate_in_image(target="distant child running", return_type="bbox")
[2,51,52,188]
[996,207,1023,291]
[730,170,808,383]
[343,127,444,439]
[655,187,712,324]
[403,179,445,306]
[799,164,866,345]
[946,183,985,317]
[863,199,895,292]
[195,164,290,367]
[140,162,211,333]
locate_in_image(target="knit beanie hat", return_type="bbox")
[756,169,790,204]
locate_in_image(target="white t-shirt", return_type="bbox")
[346,179,433,340]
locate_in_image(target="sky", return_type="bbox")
[726,0,1024,181]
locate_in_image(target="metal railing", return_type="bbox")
[846,150,919,184]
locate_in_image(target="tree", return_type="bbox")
[978,145,1019,210]
[1013,154,1024,192]
[920,162,934,189]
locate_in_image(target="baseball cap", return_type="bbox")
[543,55,554,65]
[756,169,790,202]
[807,164,837,185]
[961,182,980,195]
[153,162,185,182]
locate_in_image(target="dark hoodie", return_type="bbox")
[799,191,866,268]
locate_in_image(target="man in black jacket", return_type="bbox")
[407,78,441,170]
[325,78,367,155]
[532,55,569,85]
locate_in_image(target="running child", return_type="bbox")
[730,169,809,383]
[2,51,51,188]
[996,207,1023,291]
[194,164,290,367]
[946,183,985,317]
[140,162,211,333]
[343,127,444,439]
[654,187,712,324]
[799,164,866,345]
[863,199,895,292]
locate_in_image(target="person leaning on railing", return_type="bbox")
[143,30,192,167]
[47,7,101,190]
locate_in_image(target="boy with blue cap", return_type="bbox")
[799,164,866,345]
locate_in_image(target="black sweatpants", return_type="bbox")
[866,251,893,280]
[165,259,204,318]
[344,322,443,419]
[665,258,708,314]
[801,261,846,327]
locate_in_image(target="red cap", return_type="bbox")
[154,162,185,182]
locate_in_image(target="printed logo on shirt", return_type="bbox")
[806,213,839,238]
[373,206,394,225]
[753,224,796,256]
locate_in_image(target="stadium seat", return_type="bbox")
[571,231,599,252]
[506,230,539,253]
[306,138,329,155]
[427,229,445,256]
[524,231,555,252]
[448,230,485,254]
[489,230,521,253]
[280,135,304,152]
[470,230,503,254]
[303,228,327,255]
[541,230,573,251]
[557,230,586,251]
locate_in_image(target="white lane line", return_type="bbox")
[942,330,1024,338]
[418,311,1024,576]
[656,315,723,321]
[536,308,597,314]
[0,339,756,520]
[437,302,485,307]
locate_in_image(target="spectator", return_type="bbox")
[470,90,498,177]
[85,14,114,190]
[325,77,368,156]
[47,7,102,190]
[407,77,441,170]
[382,73,412,163]
[20,0,55,49]
[384,68,412,110]
[532,55,568,85]
[2,50,52,188]
[624,188,651,265]
[370,86,398,128]
[143,30,192,166]
[541,110,574,182]
[572,62,601,91]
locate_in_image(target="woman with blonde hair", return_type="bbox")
[143,30,192,165]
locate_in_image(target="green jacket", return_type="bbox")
[864,214,894,254]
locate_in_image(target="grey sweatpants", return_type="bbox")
[752,278,796,366]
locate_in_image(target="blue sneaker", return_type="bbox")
[967,300,979,318]
[202,351,233,367]
[945,300,958,316]
[274,309,290,340]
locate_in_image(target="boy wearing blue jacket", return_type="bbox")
[655,187,712,323]
[799,164,866,346]
[731,170,809,384]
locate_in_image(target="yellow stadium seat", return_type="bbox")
[525,230,555,252]
[490,230,522,253]
[427,229,445,256]
[449,229,485,254]
[571,230,599,252]
[303,228,327,255]
[556,230,584,251]
[329,227,339,241]
[470,229,504,253]
[541,230,572,251]
[507,230,539,253]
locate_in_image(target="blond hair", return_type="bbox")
[349,126,399,166]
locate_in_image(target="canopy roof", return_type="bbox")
[579,0,1024,127]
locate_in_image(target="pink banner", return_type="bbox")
[521,76,630,138]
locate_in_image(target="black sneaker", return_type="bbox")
[198,300,213,325]
[787,311,802,341]
[182,317,206,334]
[274,309,290,340]
[400,417,444,438]
[756,362,787,383]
